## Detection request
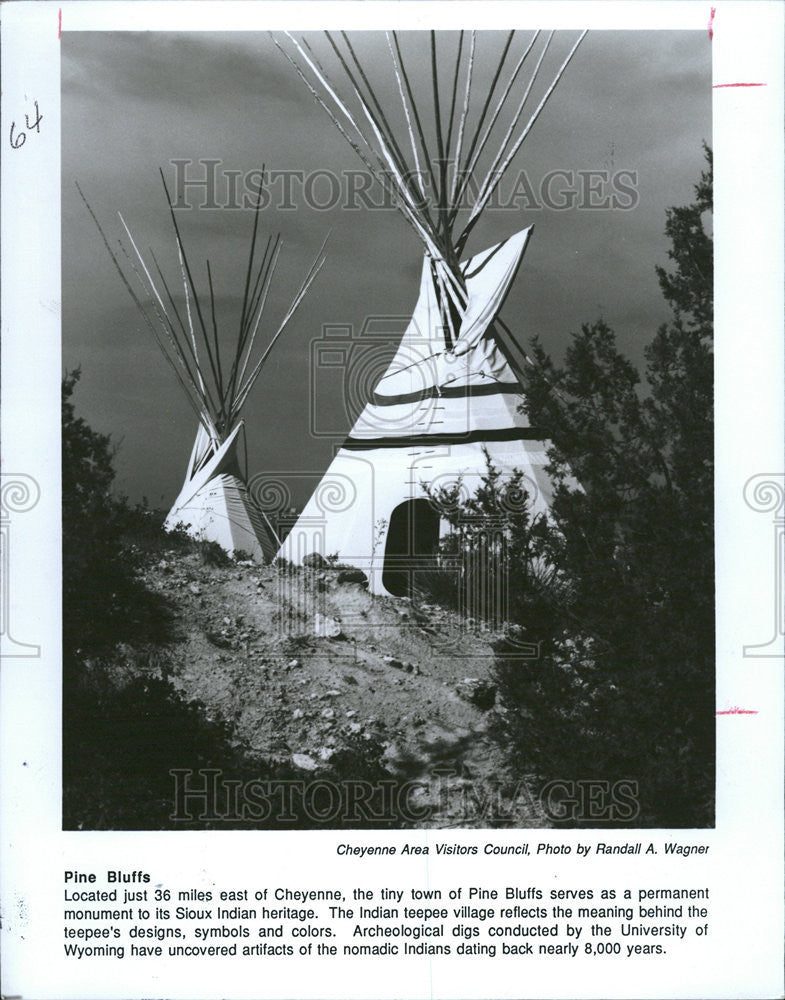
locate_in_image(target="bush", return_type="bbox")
[422,150,715,827]
[61,374,407,830]
[197,537,232,567]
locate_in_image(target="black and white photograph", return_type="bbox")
[62,27,713,831]
[1,2,783,998]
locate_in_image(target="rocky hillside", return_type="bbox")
[103,547,547,828]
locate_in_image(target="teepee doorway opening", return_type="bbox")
[382,498,441,597]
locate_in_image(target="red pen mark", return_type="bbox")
[708,7,715,40]
[716,706,759,715]
[58,8,62,39]
[713,82,766,88]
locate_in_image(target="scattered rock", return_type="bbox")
[345,709,357,718]
[288,659,301,669]
[205,630,232,650]
[325,688,341,697]
[456,677,497,710]
[382,741,403,761]
[347,722,362,735]
[303,552,327,568]
[336,568,368,586]
[382,655,405,670]
[321,708,335,720]
[318,746,336,762]
[314,613,344,639]
[292,753,317,771]
[292,709,304,720]
[189,583,202,596]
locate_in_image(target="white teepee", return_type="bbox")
[274,30,585,593]
[164,422,276,561]
[79,172,326,560]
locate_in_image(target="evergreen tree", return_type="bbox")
[461,149,715,826]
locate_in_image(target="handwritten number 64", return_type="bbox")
[10,101,43,150]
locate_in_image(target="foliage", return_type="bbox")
[428,149,715,826]
[62,370,173,658]
[63,651,403,831]
[424,462,566,633]
[62,377,401,829]
[198,538,232,567]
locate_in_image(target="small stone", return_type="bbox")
[189,583,202,595]
[314,613,344,639]
[288,659,301,669]
[348,722,362,735]
[336,568,368,586]
[321,708,335,720]
[382,655,405,670]
[345,709,357,718]
[318,746,336,762]
[292,709,304,720]
[382,741,402,761]
[292,753,317,771]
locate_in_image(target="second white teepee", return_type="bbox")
[164,422,277,561]
[80,171,327,561]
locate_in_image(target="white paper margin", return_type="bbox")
[1,2,783,998]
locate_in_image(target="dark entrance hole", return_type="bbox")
[382,498,440,597]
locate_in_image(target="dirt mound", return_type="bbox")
[131,551,545,827]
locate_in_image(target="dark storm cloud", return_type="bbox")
[62,28,710,507]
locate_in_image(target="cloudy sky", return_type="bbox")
[62,29,711,510]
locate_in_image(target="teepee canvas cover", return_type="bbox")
[79,172,326,562]
[275,29,586,592]
[165,422,277,561]
[279,227,557,593]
